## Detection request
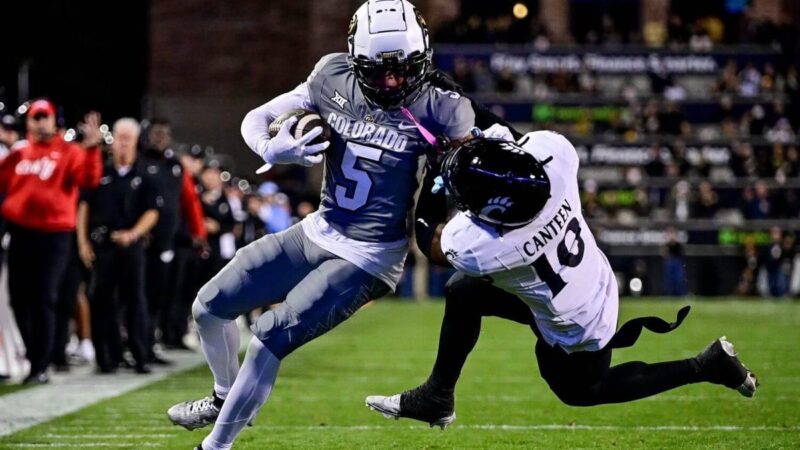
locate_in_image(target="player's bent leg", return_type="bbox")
[202,336,280,450]
[366,384,456,430]
[167,301,241,431]
[168,224,319,431]
[536,335,758,407]
[429,273,535,389]
[366,273,533,428]
[252,258,390,359]
[199,257,389,448]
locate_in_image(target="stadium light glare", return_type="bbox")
[513,3,528,19]
[629,278,643,296]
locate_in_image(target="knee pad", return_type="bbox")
[192,298,230,328]
[195,275,240,321]
[251,305,301,360]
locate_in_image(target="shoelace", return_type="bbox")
[189,397,217,414]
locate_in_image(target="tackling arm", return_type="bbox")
[415,173,450,267]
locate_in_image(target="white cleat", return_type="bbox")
[167,396,220,431]
[366,393,456,430]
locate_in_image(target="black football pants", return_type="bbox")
[145,244,175,357]
[52,236,86,367]
[7,223,72,375]
[426,272,702,406]
[89,242,149,369]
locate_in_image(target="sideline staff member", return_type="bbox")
[142,118,206,364]
[0,99,103,384]
[80,118,160,374]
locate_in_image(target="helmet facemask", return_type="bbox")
[347,0,432,109]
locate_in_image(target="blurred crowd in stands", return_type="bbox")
[429,1,799,300]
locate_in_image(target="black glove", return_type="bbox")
[427,70,465,95]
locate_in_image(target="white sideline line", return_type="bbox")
[251,424,800,432]
[5,424,797,447]
[41,433,173,439]
[37,424,788,433]
[12,444,164,448]
[0,350,205,438]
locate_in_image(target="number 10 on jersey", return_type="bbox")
[531,217,586,297]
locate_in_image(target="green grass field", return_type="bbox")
[1,299,799,449]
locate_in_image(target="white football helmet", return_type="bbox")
[347,0,432,108]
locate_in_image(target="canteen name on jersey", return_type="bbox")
[520,198,575,257]
[326,112,409,153]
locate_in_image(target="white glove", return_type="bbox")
[262,116,329,167]
[482,123,514,141]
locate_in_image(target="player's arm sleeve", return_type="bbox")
[414,174,451,267]
[240,82,314,160]
[438,219,484,276]
[442,97,476,142]
[179,171,207,239]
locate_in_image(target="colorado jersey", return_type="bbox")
[307,53,473,243]
[241,53,475,289]
[440,131,618,352]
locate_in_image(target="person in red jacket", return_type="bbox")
[0,99,103,384]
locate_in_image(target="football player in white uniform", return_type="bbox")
[366,131,758,428]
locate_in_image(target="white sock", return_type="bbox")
[192,299,241,398]
[203,336,280,450]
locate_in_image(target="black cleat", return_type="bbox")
[22,372,50,385]
[366,382,456,429]
[151,355,174,366]
[135,364,153,374]
[695,336,758,397]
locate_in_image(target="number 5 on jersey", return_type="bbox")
[335,142,383,211]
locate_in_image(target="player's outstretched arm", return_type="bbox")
[415,173,450,267]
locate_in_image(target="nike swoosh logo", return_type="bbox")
[397,123,417,130]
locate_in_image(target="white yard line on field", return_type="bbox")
[234,424,800,432]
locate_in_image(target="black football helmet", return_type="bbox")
[441,138,551,228]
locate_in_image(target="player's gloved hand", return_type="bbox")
[263,116,329,167]
[482,123,514,141]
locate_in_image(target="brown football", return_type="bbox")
[268,109,331,145]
